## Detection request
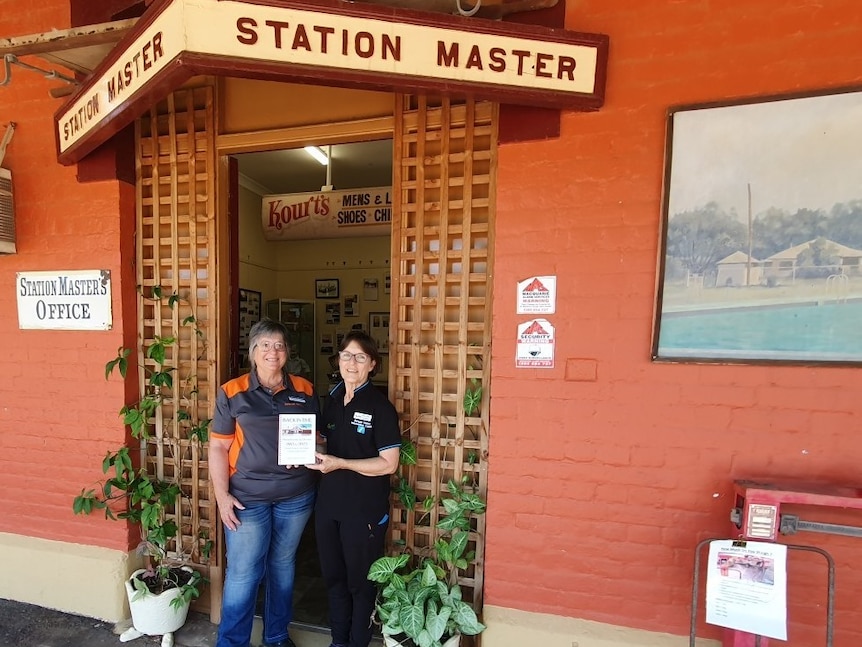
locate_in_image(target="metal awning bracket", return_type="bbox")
[0,54,10,87]
[1,53,78,88]
[456,0,482,17]
[0,121,16,166]
[344,0,558,19]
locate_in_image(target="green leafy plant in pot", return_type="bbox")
[73,289,208,640]
[368,475,487,647]
[369,355,487,647]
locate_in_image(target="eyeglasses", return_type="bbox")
[256,341,287,352]
[339,350,369,364]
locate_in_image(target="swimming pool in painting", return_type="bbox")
[656,299,862,361]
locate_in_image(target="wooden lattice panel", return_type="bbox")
[391,96,496,610]
[136,85,217,612]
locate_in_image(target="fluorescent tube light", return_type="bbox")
[304,145,329,166]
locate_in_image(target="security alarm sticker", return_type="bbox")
[516,275,556,314]
[516,319,555,368]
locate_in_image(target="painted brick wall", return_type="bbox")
[0,0,136,553]
[488,0,862,644]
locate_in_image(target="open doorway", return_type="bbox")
[231,138,394,628]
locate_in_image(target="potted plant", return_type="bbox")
[368,475,487,647]
[368,362,487,647]
[73,441,203,642]
[72,289,207,645]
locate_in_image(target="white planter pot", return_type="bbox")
[124,568,192,636]
[382,633,460,647]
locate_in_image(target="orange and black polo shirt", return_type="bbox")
[212,370,320,504]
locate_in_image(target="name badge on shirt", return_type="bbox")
[352,411,372,435]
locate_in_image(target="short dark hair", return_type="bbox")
[338,330,383,377]
[247,318,290,370]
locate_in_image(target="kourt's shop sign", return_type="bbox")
[55,0,608,163]
[16,270,113,330]
[262,187,391,241]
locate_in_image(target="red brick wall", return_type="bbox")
[0,0,136,553]
[488,0,862,644]
[3,0,862,642]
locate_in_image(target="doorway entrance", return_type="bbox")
[195,86,498,622]
[231,139,395,627]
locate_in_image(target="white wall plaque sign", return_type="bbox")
[16,270,112,330]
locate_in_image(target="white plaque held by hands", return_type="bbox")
[278,414,317,466]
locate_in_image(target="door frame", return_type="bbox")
[213,112,396,619]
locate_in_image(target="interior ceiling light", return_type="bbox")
[304,145,329,166]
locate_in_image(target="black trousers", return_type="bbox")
[315,512,389,647]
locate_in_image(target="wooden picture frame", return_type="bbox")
[315,278,340,299]
[653,88,862,365]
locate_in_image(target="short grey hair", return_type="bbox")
[247,318,290,371]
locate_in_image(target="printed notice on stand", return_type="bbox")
[278,414,317,466]
[516,275,556,314]
[705,540,787,640]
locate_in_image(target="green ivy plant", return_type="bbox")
[393,357,484,513]
[73,287,209,609]
[368,478,487,647]
[371,356,487,647]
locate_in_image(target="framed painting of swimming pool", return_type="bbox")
[653,87,862,365]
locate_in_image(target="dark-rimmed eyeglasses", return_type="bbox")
[339,350,369,364]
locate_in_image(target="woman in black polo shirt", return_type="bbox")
[308,331,401,647]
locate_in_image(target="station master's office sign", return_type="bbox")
[17,270,112,330]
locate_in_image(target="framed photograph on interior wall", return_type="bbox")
[325,302,341,325]
[238,289,261,353]
[320,331,334,356]
[363,278,379,301]
[315,278,339,299]
[369,311,390,354]
[344,294,359,317]
[652,88,862,365]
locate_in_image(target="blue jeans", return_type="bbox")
[216,488,315,647]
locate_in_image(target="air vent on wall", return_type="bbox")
[0,167,14,254]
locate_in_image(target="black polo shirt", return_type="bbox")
[212,371,320,504]
[316,380,401,521]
